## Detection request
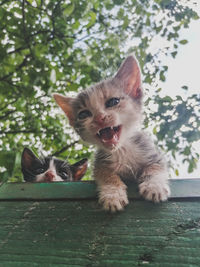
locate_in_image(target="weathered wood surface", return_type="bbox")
[0,200,200,266]
[0,179,200,266]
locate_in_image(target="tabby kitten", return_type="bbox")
[53,55,170,212]
[21,148,88,182]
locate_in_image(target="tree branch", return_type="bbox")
[8,46,28,55]
[22,0,34,57]
[0,110,16,120]
[0,130,37,135]
[0,98,18,111]
[52,140,79,157]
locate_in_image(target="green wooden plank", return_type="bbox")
[0,200,200,266]
[0,181,97,200]
[0,179,200,200]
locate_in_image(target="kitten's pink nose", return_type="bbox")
[44,171,54,182]
[94,114,106,126]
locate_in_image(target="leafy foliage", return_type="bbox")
[0,0,199,181]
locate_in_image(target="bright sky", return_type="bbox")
[161,19,200,97]
[161,10,200,178]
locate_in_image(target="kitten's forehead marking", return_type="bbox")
[49,159,56,173]
[77,80,122,113]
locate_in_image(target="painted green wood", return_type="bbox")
[0,199,200,266]
[0,181,97,200]
[0,179,200,200]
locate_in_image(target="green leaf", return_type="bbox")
[171,51,177,58]
[72,20,80,30]
[68,83,79,91]
[159,71,166,82]
[181,85,188,91]
[117,8,124,19]
[153,126,157,135]
[188,159,197,173]
[156,25,162,33]
[175,169,179,176]
[156,88,162,93]
[179,39,188,45]
[162,96,172,102]
[183,147,190,156]
[86,11,96,28]
[63,3,75,17]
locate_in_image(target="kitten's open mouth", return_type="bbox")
[96,125,122,146]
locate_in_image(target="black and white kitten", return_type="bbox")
[21,148,88,182]
[53,55,170,212]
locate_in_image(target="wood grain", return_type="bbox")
[0,200,200,266]
[0,179,200,266]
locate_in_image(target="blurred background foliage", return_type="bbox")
[0,0,199,182]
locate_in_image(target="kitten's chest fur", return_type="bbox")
[95,131,163,180]
[112,140,140,173]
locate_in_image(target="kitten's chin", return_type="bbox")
[96,125,122,149]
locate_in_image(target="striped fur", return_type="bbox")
[54,55,170,212]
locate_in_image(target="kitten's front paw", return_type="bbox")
[139,179,170,203]
[98,185,129,212]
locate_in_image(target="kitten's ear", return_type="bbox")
[21,148,39,169]
[114,55,142,99]
[70,158,88,181]
[53,93,74,126]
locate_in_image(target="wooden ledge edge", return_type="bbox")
[0,179,200,200]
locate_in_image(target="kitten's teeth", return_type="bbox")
[113,135,117,141]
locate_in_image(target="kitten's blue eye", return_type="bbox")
[78,110,92,120]
[105,98,120,108]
